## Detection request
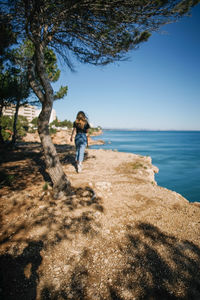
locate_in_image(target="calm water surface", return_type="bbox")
[90,130,200,202]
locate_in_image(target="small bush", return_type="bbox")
[0,115,29,141]
[43,182,49,191]
[49,127,57,135]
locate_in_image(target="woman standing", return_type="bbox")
[70,111,90,172]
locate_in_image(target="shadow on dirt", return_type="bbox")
[109,222,200,300]
[0,142,95,190]
[40,265,89,300]
[0,184,104,246]
[0,184,104,299]
[39,222,200,300]
[0,142,42,165]
[0,142,46,190]
[0,241,43,300]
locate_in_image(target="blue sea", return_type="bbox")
[90,130,200,203]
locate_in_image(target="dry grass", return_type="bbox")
[116,161,148,174]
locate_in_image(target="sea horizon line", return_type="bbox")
[101,128,200,132]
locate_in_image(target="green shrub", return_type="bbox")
[0,116,13,141]
[0,115,29,141]
[49,127,57,134]
[50,117,73,128]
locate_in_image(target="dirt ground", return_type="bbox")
[0,132,200,300]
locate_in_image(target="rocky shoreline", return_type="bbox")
[23,129,105,146]
[0,133,200,299]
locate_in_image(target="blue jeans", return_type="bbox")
[75,133,87,163]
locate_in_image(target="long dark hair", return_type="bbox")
[75,111,88,129]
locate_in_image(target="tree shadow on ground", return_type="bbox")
[0,184,104,247]
[0,142,46,191]
[0,240,43,300]
[40,264,90,300]
[37,221,200,299]
[0,142,42,165]
[40,265,90,300]
[109,222,200,300]
[55,144,77,167]
[0,142,96,190]
[0,185,104,299]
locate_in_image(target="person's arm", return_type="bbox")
[86,129,89,147]
[70,127,76,142]
[86,122,90,147]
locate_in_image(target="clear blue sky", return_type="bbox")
[53,4,200,130]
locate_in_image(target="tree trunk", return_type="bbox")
[11,97,20,145]
[35,45,71,196]
[0,104,5,145]
[38,101,71,195]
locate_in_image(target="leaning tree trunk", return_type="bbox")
[38,100,71,195]
[0,104,5,144]
[33,45,71,196]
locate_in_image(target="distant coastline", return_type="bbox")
[102,128,200,132]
